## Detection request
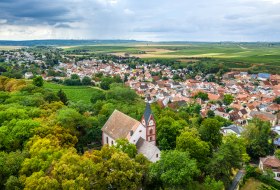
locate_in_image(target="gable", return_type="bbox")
[102,110,141,140]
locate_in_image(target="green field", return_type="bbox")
[63,42,280,73]
[44,82,99,103]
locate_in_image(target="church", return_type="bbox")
[101,103,160,162]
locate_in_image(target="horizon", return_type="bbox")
[1,39,280,43]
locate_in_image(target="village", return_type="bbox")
[2,48,280,184]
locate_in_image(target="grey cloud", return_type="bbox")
[1,0,280,41]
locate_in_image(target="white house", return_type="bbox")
[24,72,34,79]
[101,104,160,162]
[259,156,280,181]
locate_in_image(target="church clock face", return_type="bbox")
[149,120,154,126]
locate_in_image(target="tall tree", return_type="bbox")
[242,119,274,159]
[32,76,44,87]
[176,128,211,169]
[149,150,199,189]
[199,118,222,149]
[57,89,68,105]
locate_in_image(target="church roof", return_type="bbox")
[101,110,140,139]
[136,137,160,162]
[144,103,152,124]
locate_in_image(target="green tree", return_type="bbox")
[32,76,43,87]
[275,149,280,160]
[199,118,222,149]
[273,96,280,104]
[114,139,137,158]
[57,89,68,105]
[242,119,274,159]
[157,117,184,150]
[71,74,80,80]
[207,110,215,118]
[0,151,27,189]
[194,92,209,101]
[90,89,106,104]
[106,85,137,102]
[223,94,234,105]
[100,77,113,90]
[202,176,224,190]
[176,128,211,169]
[82,76,92,85]
[207,135,249,187]
[149,150,199,188]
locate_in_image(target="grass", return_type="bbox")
[241,178,272,190]
[44,82,100,103]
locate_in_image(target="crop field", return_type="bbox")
[0,46,23,50]
[64,42,280,73]
[44,82,99,103]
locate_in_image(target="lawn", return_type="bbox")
[44,82,100,103]
[241,178,272,190]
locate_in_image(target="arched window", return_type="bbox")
[106,137,109,144]
[149,129,153,135]
[111,140,114,145]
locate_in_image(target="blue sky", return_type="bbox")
[0,0,280,41]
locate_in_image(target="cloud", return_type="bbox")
[0,0,280,41]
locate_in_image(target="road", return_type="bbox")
[228,170,245,190]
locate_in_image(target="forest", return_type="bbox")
[0,75,277,190]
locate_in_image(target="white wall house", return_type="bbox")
[101,105,160,162]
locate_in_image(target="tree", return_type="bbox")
[106,85,137,102]
[194,92,209,101]
[275,149,280,160]
[207,135,249,188]
[82,76,92,85]
[90,89,106,104]
[157,117,184,150]
[32,76,43,87]
[199,118,222,149]
[223,94,234,105]
[149,150,199,188]
[57,89,68,105]
[202,176,224,190]
[0,151,27,189]
[274,96,280,104]
[114,139,137,158]
[207,110,215,118]
[71,74,80,80]
[176,128,211,169]
[242,119,274,159]
[100,77,113,90]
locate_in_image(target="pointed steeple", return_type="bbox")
[143,103,152,125]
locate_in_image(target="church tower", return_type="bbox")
[141,103,156,145]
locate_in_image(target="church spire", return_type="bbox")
[143,103,152,125]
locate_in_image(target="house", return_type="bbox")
[24,72,34,79]
[258,73,271,81]
[101,104,160,162]
[220,125,244,137]
[259,156,280,181]
[250,111,278,126]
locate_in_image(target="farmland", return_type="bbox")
[44,82,99,103]
[63,42,280,74]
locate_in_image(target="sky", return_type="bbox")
[0,0,280,41]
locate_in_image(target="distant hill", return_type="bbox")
[0,39,144,46]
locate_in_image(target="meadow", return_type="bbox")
[63,42,280,73]
[44,82,99,103]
